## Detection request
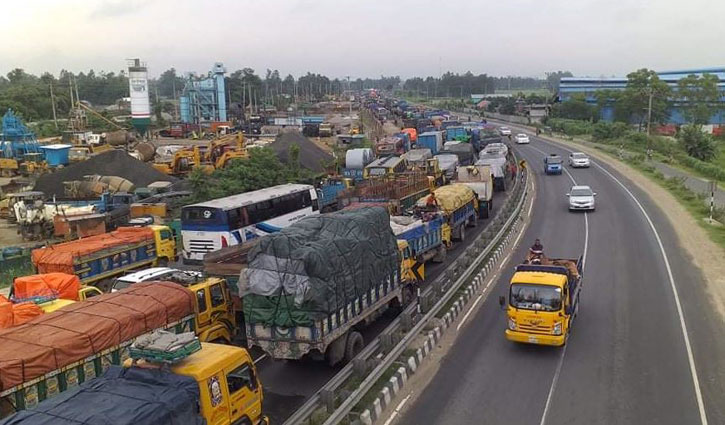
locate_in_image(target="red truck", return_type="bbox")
[160,123,200,138]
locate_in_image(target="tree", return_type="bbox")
[619,68,670,130]
[552,93,596,121]
[677,73,721,126]
[545,71,573,93]
[157,68,185,98]
[678,125,716,161]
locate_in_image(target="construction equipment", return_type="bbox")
[0,110,46,176]
[152,132,248,176]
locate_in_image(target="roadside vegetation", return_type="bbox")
[543,68,725,183]
[592,146,725,249]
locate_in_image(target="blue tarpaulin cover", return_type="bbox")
[0,366,204,425]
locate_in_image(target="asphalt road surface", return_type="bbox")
[258,180,513,423]
[397,134,725,425]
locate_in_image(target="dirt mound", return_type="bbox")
[270,130,333,174]
[34,149,176,197]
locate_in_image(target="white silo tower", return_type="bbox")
[127,58,151,135]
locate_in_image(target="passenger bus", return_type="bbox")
[181,183,319,263]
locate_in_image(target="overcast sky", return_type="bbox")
[2,0,722,80]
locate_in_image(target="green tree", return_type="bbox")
[157,68,185,98]
[677,73,721,125]
[678,125,716,161]
[187,147,292,203]
[619,68,670,130]
[552,93,596,121]
[545,71,574,93]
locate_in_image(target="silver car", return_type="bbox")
[568,152,591,168]
[567,185,596,211]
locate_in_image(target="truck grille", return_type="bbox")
[189,240,215,253]
[518,323,551,334]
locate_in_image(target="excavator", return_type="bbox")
[152,132,248,176]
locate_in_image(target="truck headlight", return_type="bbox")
[553,322,562,335]
[508,317,517,331]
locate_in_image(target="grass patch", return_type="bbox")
[352,365,399,413]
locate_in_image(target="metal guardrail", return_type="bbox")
[322,171,529,425]
[285,160,529,425]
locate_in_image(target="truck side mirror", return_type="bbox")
[565,305,572,316]
[498,295,506,310]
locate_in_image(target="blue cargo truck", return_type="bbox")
[417,131,444,155]
[390,215,449,280]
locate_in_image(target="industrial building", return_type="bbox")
[179,63,227,125]
[559,67,725,125]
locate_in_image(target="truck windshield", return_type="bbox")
[510,284,562,311]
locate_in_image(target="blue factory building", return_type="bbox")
[180,63,227,124]
[559,68,725,125]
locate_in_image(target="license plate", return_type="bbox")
[528,336,538,343]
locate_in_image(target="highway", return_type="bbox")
[256,176,514,423]
[396,133,725,425]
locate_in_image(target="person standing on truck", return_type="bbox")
[426,192,439,208]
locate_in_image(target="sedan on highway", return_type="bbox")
[515,133,530,144]
[499,126,511,136]
[569,152,591,168]
[567,185,596,211]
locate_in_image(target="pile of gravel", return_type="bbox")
[270,130,333,174]
[35,149,176,197]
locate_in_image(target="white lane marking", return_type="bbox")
[528,172,536,217]
[457,293,484,331]
[539,343,569,425]
[499,253,511,269]
[383,394,411,425]
[513,226,525,249]
[531,135,708,424]
[254,354,267,364]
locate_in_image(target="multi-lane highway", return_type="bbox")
[397,132,725,424]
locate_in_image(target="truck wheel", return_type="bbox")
[468,215,478,228]
[325,335,347,367]
[344,331,364,363]
[455,225,466,242]
[432,245,447,263]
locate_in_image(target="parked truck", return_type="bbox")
[30,225,176,291]
[242,207,415,366]
[317,177,353,212]
[0,342,268,425]
[417,131,444,155]
[389,213,449,280]
[0,282,196,416]
[456,164,494,218]
[416,184,478,242]
[499,254,582,346]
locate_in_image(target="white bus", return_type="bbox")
[181,183,319,263]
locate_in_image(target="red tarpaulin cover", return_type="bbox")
[13,273,82,301]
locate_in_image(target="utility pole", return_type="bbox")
[49,83,58,130]
[347,76,352,118]
[646,86,654,136]
[73,75,80,105]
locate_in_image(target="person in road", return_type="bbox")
[530,238,543,254]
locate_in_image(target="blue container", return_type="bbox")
[39,144,71,166]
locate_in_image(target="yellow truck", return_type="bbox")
[1,342,268,425]
[499,255,582,346]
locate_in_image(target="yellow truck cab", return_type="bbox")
[37,286,103,313]
[127,342,268,425]
[149,224,178,264]
[188,277,238,344]
[171,343,266,425]
[499,256,582,346]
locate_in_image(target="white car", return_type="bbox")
[515,133,530,144]
[567,185,596,211]
[568,152,591,168]
[111,267,202,292]
[499,126,512,136]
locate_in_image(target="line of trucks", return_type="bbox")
[0,171,499,422]
[0,97,534,423]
